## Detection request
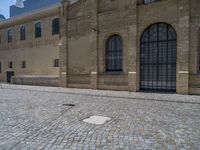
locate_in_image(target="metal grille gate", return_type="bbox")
[140,23,177,92]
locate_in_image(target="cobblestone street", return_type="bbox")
[0,84,200,150]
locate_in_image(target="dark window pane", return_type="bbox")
[149,24,157,42]
[20,26,26,41]
[52,18,60,35]
[159,24,167,41]
[22,61,26,68]
[9,62,13,69]
[35,22,41,38]
[54,59,59,67]
[141,30,149,43]
[7,29,13,43]
[168,26,177,40]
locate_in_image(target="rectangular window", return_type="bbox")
[52,18,60,35]
[9,62,13,69]
[35,22,42,38]
[20,26,26,41]
[8,29,13,43]
[22,61,26,68]
[54,59,59,67]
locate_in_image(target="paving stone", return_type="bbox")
[0,84,199,149]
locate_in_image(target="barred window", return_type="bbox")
[35,22,41,38]
[7,29,13,43]
[52,18,60,35]
[106,35,123,72]
[20,26,26,41]
[140,23,177,91]
[54,59,59,67]
[22,61,26,68]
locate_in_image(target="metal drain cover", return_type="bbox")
[62,104,75,107]
[83,116,111,125]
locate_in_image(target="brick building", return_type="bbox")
[0,0,200,95]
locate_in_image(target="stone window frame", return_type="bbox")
[7,28,13,43]
[20,25,27,41]
[104,33,124,73]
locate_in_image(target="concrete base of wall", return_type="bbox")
[12,75,59,87]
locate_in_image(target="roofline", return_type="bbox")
[0,3,61,28]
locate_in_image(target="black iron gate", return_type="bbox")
[140,23,177,92]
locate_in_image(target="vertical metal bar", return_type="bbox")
[148,28,150,90]
[166,25,169,90]
[157,24,159,90]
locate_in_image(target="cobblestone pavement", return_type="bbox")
[0,84,200,150]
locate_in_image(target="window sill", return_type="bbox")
[137,0,162,6]
[52,33,59,36]
[35,37,42,39]
[103,71,124,75]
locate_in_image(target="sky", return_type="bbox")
[0,0,15,18]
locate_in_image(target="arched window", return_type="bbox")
[52,18,60,35]
[35,22,41,38]
[20,26,26,41]
[7,29,13,43]
[140,23,177,91]
[106,35,123,72]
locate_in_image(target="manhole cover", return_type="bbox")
[83,116,111,125]
[62,104,75,107]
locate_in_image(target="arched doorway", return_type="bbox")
[140,23,177,92]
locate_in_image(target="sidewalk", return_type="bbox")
[1,83,200,104]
